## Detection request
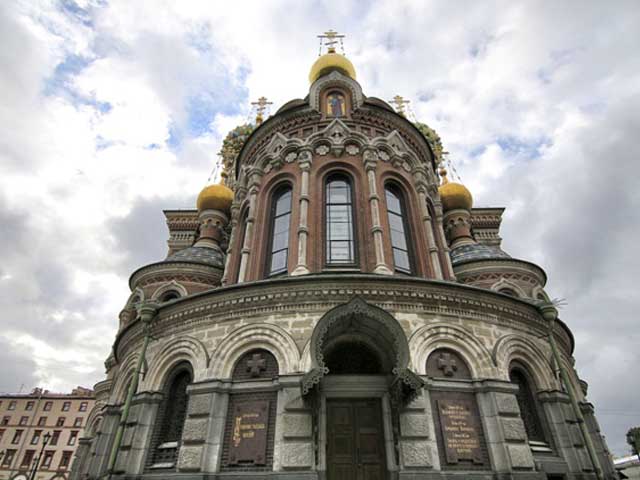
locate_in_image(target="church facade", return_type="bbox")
[71,43,618,480]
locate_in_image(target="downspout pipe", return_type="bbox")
[106,302,157,479]
[539,303,604,480]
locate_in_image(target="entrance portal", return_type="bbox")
[327,398,387,480]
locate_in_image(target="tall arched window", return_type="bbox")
[325,175,356,265]
[147,364,192,470]
[267,186,292,276]
[385,185,413,274]
[510,365,549,447]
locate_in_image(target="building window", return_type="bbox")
[1,415,10,425]
[50,430,61,446]
[147,365,192,469]
[8,400,16,410]
[267,187,292,276]
[31,430,42,444]
[74,417,83,427]
[60,451,72,469]
[38,416,47,426]
[79,401,88,412]
[25,401,35,411]
[56,417,65,427]
[21,449,35,467]
[68,430,78,446]
[0,428,4,441]
[62,401,71,411]
[510,365,548,445]
[19,416,28,426]
[42,451,54,468]
[2,449,16,467]
[325,175,356,265]
[159,291,180,302]
[385,185,413,274]
[12,429,23,444]
[43,401,52,411]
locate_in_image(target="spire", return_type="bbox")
[309,30,356,84]
[389,95,411,117]
[251,96,272,125]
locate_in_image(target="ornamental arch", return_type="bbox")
[143,335,209,390]
[208,323,300,379]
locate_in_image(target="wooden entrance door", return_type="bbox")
[327,399,387,480]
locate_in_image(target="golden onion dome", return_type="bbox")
[438,168,473,211]
[196,182,233,213]
[309,50,357,84]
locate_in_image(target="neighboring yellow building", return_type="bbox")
[0,387,95,480]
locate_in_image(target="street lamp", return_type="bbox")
[28,431,52,480]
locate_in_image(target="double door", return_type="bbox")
[327,399,387,480]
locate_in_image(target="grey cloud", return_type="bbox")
[0,337,39,394]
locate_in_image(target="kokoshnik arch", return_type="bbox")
[69,33,618,480]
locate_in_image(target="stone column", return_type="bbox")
[220,208,238,286]
[433,201,455,279]
[398,390,434,471]
[121,392,162,475]
[275,382,315,472]
[415,179,444,279]
[69,437,92,480]
[292,150,312,276]
[89,405,121,478]
[238,168,263,283]
[364,149,393,275]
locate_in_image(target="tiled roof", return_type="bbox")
[450,243,511,266]
[167,246,224,268]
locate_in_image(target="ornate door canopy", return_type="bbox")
[301,296,423,402]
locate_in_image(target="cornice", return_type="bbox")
[113,274,573,363]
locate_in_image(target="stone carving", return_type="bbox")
[437,352,458,377]
[246,353,267,377]
[315,145,329,156]
[346,144,359,155]
[285,151,297,163]
[378,150,390,161]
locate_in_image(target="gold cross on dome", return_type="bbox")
[318,29,345,53]
[251,96,272,124]
[389,95,411,116]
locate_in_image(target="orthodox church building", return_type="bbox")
[71,34,618,480]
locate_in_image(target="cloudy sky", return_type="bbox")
[1,0,639,456]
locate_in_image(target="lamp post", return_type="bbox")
[29,431,51,480]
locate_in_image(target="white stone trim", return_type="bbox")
[208,323,301,378]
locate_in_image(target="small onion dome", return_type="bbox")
[438,167,473,211]
[309,50,357,84]
[196,182,233,213]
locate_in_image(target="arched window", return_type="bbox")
[159,290,180,302]
[385,185,413,274]
[267,186,292,276]
[147,364,192,470]
[509,365,549,446]
[499,288,518,297]
[325,175,356,265]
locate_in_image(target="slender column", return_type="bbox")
[220,204,239,285]
[364,149,393,275]
[237,169,262,283]
[540,304,604,480]
[292,150,312,276]
[415,181,443,279]
[433,201,455,278]
[106,302,157,478]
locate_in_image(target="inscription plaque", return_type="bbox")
[437,398,483,465]
[228,400,269,465]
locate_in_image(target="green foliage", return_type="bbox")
[218,124,255,172]
[627,426,640,455]
[413,121,444,162]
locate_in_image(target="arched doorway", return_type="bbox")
[302,297,423,480]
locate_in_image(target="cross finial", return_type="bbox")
[318,29,345,54]
[251,96,273,124]
[389,95,411,116]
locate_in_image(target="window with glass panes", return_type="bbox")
[267,188,292,275]
[325,176,356,264]
[385,186,412,273]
